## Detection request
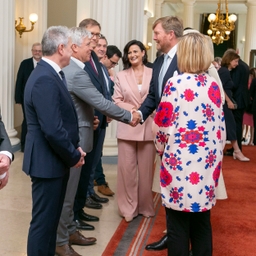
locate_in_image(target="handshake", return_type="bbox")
[129,108,142,127]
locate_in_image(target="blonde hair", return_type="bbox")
[177,33,213,73]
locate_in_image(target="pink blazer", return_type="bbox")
[113,66,154,141]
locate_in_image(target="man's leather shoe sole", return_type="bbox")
[145,235,168,251]
[75,219,94,230]
[78,210,99,222]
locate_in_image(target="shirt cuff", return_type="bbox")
[0,151,13,161]
[137,110,144,123]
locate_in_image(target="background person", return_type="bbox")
[152,32,226,256]
[218,51,249,161]
[15,42,42,152]
[113,40,155,222]
[242,67,256,145]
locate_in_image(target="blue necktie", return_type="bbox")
[59,70,67,88]
[158,54,169,96]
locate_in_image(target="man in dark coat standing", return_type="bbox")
[15,42,42,152]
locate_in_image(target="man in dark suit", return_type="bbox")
[94,44,123,196]
[15,42,42,152]
[136,16,183,251]
[23,26,86,256]
[0,111,13,190]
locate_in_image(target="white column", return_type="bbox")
[244,0,256,64]
[14,0,47,146]
[181,0,195,28]
[0,0,19,146]
[87,0,145,155]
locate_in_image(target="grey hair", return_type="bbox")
[42,26,70,56]
[69,27,91,46]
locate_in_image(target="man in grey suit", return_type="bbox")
[56,27,139,256]
[0,111,13,190]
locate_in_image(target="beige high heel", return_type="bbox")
[233,150,250,162]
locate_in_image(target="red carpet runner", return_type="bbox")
[103,146,256,256]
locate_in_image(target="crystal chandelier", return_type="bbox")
[207,0,237,45]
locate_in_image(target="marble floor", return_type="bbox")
[0,151,122,256]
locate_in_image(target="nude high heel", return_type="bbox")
[233,150,250,162]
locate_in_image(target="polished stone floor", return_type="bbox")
[0,151,121,256]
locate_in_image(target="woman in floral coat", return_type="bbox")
[152,33,226,256]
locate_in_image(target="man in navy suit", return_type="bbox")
[0,110,13,190]
[23,26,86,256]
[15,42,42,152]
[136,16,183,251]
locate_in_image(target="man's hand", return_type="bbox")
[130,110,141,127]
[73,147,86,168]
[0,154,11,175]
[0,170,9,190]
[93,116,100,130]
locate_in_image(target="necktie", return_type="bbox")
[158,54,169,97]
[59,70,67,88]
[90,57,98,75]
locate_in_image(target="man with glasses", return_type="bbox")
[15,42,42,152]
[93,44,122,197]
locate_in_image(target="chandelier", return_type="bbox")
[207,0,237,45]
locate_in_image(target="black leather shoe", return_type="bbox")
[75,219,95,230]
[90,193,109,203]
[224,148,234,156]
[85,197,102,209]
[78,210,99,222]
[145,235,168,251]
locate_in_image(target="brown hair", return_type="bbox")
[79,18,101,30]
[153,16,183,38]
[221,50,240,68]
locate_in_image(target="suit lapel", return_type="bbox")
[140,66,152,99]
[125,68,141,101]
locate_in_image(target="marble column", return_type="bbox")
[244,0,256,64]
[0,0,19,146]
[181,0,195,28]
[85,0,145,155]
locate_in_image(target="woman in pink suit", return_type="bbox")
[113,40,155,222]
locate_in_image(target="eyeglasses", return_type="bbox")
[32,49,42,53]
[91,32,102,38]
[109,59,118,66]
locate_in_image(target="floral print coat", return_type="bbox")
[152,72,226,212]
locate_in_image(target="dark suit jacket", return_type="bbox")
[84,51,110,130]
[15,57,34,104]
[218,67,235,99]
[230,59,250,109]
[23,59,81,178]
[249,78,256,113]
[139,54,178,121]
[0,114,13,154]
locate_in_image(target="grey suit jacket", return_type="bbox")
[63,59,131,153]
